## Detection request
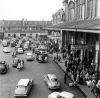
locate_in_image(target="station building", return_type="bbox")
[45,0,100,72]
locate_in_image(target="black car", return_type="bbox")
[36,51,48,63]
[0,61,9,74]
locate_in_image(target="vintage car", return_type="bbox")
[44,74,60,90]
[14,79,33,97]
[36,51,48,63]
[48,91,75,98]
[3,47,11,53]
[16,48,24,54]
[26,52,34,61]
[0,61,9,74]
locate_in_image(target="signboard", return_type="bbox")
[71,45,88,50]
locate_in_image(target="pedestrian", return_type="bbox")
[64,69,68,84]
[65,59,67,67]
[95,80,100,98]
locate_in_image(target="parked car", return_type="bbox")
[16,48,24,54]
[48,91,75,98]
[0,61,9,74]
[26,52,34,61]
[44,74,60,89]
[3,47,11,53]
[14,79,33,97]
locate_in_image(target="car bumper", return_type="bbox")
[26,58,34,61]
[38,60,48,63]
[49,85,60,90]
[17,52,24,54]
[14,94,27,97]
[0,70,7,74]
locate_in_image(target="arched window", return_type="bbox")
[76,0,85,20]
[80,0,85,19]
[76,0,80,19]
[68,1,75,21]
[87,0,93,18]
[97,0,100,17]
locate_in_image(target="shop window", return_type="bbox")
[20,34,26,37]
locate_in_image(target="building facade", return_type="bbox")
[46,0,100,73]
[62,0,100,67]
[47,8,65,49]
[0,19,51,39]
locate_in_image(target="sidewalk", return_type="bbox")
[50,53,96,98]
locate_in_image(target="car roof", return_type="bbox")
[17,79,30,86]
[47,74,57,80]
[48,92,60,97]
[60,91,74,98]
[26,52,33,55]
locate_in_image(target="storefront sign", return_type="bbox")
[71,45,88,50]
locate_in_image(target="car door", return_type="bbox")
[27,81,32,94]
[46,75,51,86]
[26,82,30,95]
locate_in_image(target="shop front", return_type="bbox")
[62,30,99,73]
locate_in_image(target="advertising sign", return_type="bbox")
[71,45,88,50]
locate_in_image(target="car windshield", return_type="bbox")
[27,53,32,55]
[18,48,22,50]
[17,85,26,89]
[51,78,57,82]
[57,95,62,98]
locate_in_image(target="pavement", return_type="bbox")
[49,53,96,98]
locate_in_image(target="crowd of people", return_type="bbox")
[51,44,100,97]
[62,50,100,98]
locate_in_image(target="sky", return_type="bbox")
[0,0,63,21]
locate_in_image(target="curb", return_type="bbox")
[54,60,87,98]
